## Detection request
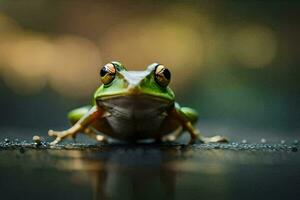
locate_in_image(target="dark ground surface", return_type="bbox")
[0,128,299,200]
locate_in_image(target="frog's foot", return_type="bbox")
[84,128,108,144]
[202,135,228,143]
[48,124,83,145]
[155,127,183,144]
[95,135,108,143]
[162,135,177,143]
[48,130,76,145]
[155,134,178,144]
[189,135,228,144]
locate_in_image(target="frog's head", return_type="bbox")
[94,61,175,103]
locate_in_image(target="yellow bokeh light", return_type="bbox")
[0,8,281,98]
[98,9,209,90]
[0,12,102,97]
[0,32,102,96]
[100,20,204,67]
[231,25,277,68]
[0,8,212,97]
[0,13,22,35]
[49,35,102,98]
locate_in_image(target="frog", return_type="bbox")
[48,61,228,145]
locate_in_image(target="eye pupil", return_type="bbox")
[100,67,107,77]
[154,64,171,87]
[162,68,171,80]
[100,63,116,85]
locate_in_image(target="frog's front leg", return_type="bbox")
[170,103,228,144]
[67,106,108,143]
[48,106,105,145]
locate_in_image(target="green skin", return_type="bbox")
[48,62,227,145]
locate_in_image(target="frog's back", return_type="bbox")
[96,96,177,141]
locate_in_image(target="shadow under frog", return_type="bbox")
[68,144,181,200]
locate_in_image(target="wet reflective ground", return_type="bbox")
[0,140,299,200]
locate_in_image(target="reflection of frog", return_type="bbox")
[48,62,227,145]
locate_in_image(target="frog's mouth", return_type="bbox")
[97,93,171,103]
[96,94,174,112]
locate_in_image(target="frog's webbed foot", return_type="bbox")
[180,123,228,144]
[49,127,108,145]
[202,135,228,143]
[188,129,228,144]
[48,124,83,145]
[162,135,177,143]
[170,105,229,144]
[84,128,108,144]
[48,130,76,145]
[160,127,183,143]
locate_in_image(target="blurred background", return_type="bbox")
[0,0,299,139]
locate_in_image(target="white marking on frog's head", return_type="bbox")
[121,70,150,89]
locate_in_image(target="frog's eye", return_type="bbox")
[100,63,116,85]
[154,64,171,87]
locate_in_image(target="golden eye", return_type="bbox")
[154,64,171,87]
[100,63,116,85]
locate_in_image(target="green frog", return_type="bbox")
[48,62,228,145]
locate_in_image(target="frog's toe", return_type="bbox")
[96,135,108,143]
[83,128,108,144]
[162,135,177,143]
[48,130,71,145]
[48,130,55,137]
[49,137,61,145]
[48,129,63,137]
[203,135,228,143]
